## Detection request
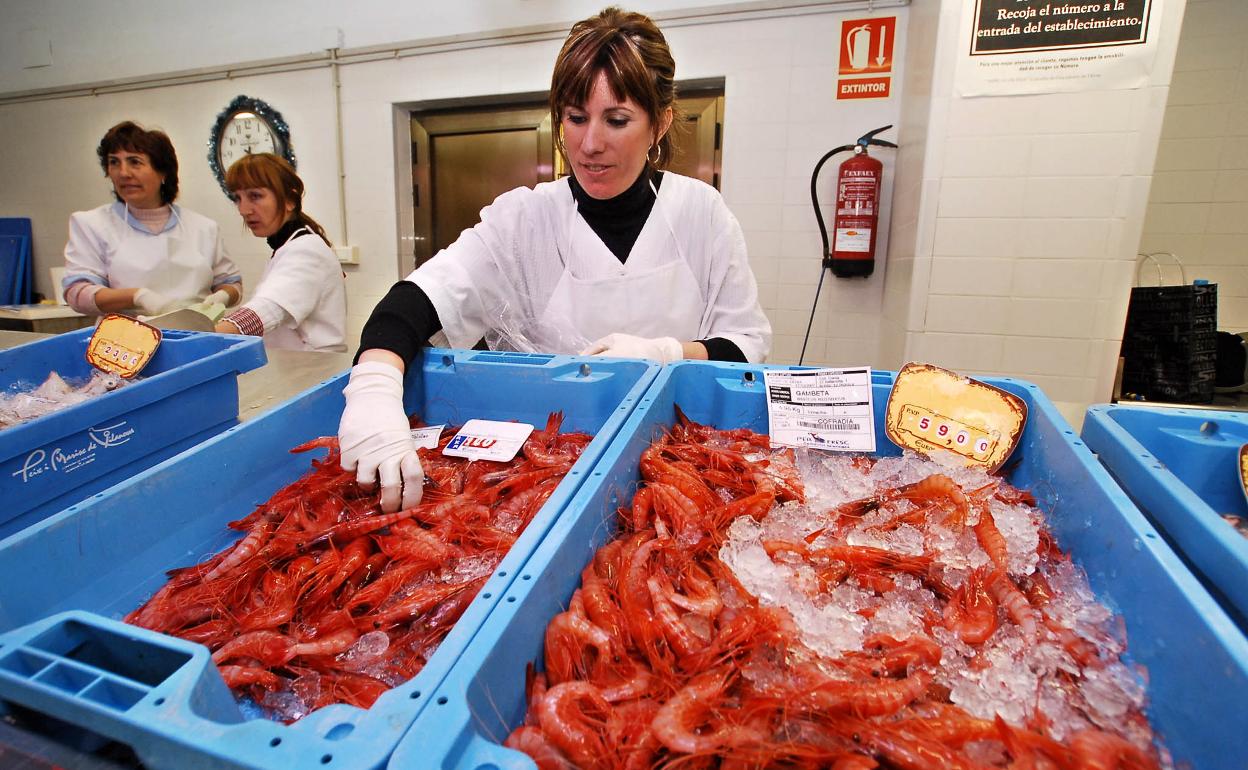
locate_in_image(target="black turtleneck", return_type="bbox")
[568,167,663,263]
[266,218,311,253]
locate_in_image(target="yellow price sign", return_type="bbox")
[885,362,1026,473]
[85,314,162,378]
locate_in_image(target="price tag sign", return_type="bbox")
[410,425,445,450]
[442,419,534,462]
[884,362,1026,473]
[84,314,161,378]
[764,367,876,452]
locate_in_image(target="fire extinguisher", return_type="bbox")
[811,125,897,278]
[800,125,897,363]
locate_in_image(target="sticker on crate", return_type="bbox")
[443,419,534,462]
[410,424,445,450]
[85,314,161,378]
[884,361,1025,472]
[763,367,876,452]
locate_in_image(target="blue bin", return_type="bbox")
[1,328,267,538]
[390,361,1248,770]
[0,349,657,770]
[1082,404,1248,627]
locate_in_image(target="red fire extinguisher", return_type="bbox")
[811,125,897,278]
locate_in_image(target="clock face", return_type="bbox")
[217,113,279,171]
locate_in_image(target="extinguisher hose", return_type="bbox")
[799,262,828,366]
[810,143,856,265]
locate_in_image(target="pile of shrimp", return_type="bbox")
[126,412,589,722]
[505,408,1166,769]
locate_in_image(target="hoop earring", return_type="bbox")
[648,143,662,166]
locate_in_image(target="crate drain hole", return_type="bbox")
[325,723,354,741]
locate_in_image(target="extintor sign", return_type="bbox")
[838,16,896,100]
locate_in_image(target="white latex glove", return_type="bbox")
[580,333,683,363]
[133,288,177,316]
[338,361,425,512]
[203,289,232,307]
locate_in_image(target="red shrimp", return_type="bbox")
[1069,728,1159,770]
[628,486,655,531]
[290,435,338,454]
[362,576,484,630]
[783,668,933,718]
[536,681,613,768]
[579,566,628,652]
[943,567,999,645]
[313,507,422,545]
[290,627,359,658]
[342,560,430,615]
[544,591,616,684]
[860,633,943,676]
[860,723,994,770]
[647,573,710,658]
[211,630,295,666]
[651,668,763,754]
[974,504,1011,572]
[985,568,1038,641]
[317,670,390,710]
[504,725,574,769]
[219,664,283,691]
[203,519,274,581]
[236,571,297,632]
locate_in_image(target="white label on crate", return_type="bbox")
[764,367,875,452]
[9,421,135,483]
[409,425,445,450]
[442,419,534,462]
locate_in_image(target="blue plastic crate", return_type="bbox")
[0,349,657,770]
[1082,404,1248,628]
[390,361,1248,770]
[1,327,267,538]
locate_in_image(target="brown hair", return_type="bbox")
[97,121,180,204]
[550,6,680,170]
[225,153,331,247]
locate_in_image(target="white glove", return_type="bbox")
[580,333,684,363]
[203,289,232,307]
[133,288,177,316]
[338,361,425,512]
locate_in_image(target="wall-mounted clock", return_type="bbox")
[208,95,296,196]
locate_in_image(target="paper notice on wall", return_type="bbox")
[957,0,1161,96]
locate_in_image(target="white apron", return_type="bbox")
[496,181,706,354]
[110,205,213,305]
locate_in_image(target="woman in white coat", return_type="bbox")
[63,121,242,316]
[339,6,772,512]
[213,153,347,353]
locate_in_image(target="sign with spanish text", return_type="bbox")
[764,367,876,452]
[837,17,896,101]
[957,0,1161,95]
[442,419,533,462]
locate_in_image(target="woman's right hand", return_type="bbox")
[338,354,425,512]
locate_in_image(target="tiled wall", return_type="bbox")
[1139,0,1248,332]
[880,0,1187,425]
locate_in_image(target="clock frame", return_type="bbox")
[208,95,296,196]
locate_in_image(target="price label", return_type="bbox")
[410,425,446,450]
[85,314,161,378]
[884,362,1026,472]
[442,419,534,462]
[764,367,876,452]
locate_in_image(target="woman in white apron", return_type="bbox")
[213,153,347,353]
[339,7,771,512]
[63,121,241,317]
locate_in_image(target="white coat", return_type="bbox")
[412,172,771,362]
[245,228,347,353]
[62,202,240,303]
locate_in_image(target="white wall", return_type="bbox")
[879,0,1188,426]
[0,2,906,362]
[1140,0,1248,332]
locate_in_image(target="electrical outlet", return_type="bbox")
[334,246,359,265]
